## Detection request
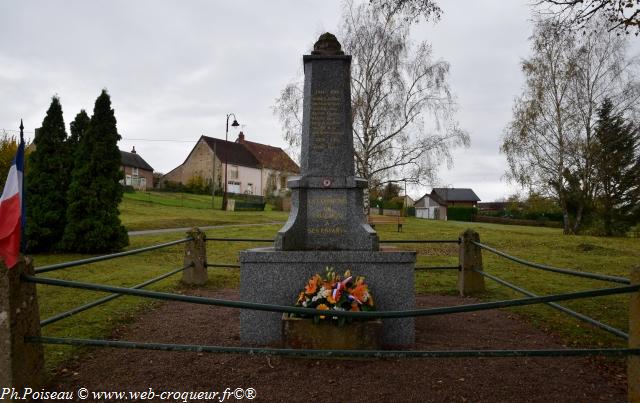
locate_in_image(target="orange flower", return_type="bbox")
[350,302,360,311]
[350,283,369,304]
[317,303,329,319]
[305,274,321,295]
[323,279,336,291]
[296,292,306,304]
[367,293,374,307]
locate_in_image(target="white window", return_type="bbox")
[246,183,253,195]
[132,167,139,176]
[125,175,132,185]
[229,165,239,180]
[227,181,241,194]
[140,177,146,189]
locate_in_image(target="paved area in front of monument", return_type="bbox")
[48,289,627,402]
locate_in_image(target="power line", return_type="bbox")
[2,129,202,143]
[121,138,198,142]
[1,128,35,134]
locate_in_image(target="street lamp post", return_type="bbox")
[222,113,239,211]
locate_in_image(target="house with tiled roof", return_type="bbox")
[163,132,299,196]
[414,188,480,220]
[120,147,154,190]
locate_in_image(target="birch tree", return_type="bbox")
[502,18,639,234]
[534,0,640,34]
[273,0,468,192]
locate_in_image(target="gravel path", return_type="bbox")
[49,289,627,402]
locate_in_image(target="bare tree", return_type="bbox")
[273,0,468,193]
[502,20,577,234]
[566,21,640,230]
[369,0,442,22]
[534,0,640,34]
[502,18,639,234]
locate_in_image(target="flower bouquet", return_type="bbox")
[293,267,375,325]
[283,267,382,349]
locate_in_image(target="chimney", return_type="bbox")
[237,131,245,143]
[131,146,137,154]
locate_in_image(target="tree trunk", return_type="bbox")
[603,198,613,236]
[562,211,571,235]
[572,203,584,234]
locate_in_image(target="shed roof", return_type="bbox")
[431,188,480,203]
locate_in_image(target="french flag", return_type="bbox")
[0,127,25,269]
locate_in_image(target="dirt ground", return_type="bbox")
[49,289,628,402]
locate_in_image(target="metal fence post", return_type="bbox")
[181,228,207,286]
[629,266,640,403]
[458,229,485,296]
[0,257,44,391]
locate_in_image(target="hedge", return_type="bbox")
[447,207,477,222]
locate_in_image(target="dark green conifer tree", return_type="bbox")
[61,90,129,252]
[25,96,68,252]
[593,98,640,235]
[68,110,90,155]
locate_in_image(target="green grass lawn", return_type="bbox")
[121,191,287,231]
[30,201,640,373]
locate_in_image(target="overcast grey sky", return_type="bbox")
[2,1,633,201]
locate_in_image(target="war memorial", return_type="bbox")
[240,33,417,346]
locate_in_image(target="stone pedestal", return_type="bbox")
[240,247,416,346]
[629,267,640,403]
[181,228,207,286]
[0,257,44,390]
[458,229,485,296]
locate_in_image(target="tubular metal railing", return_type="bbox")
[472,240,630,284]
[35,238,191,274]
[40,263,193,327]
[475,269,628,339]
[25,336,640,359]
[22,232,639,362]
[22,274,639,320]
[204,237,461,244]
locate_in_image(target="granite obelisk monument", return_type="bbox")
[240,33,416,346]
[274,33,378,252]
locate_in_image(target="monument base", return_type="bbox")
[240,247,416,346]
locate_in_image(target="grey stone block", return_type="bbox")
[240,247,416,346]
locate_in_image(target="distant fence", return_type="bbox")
[2,228,638,400]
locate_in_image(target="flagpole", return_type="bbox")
[19,119,25,254]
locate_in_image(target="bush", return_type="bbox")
[266,195,284,211]
[234,201,266,211]
[232,194,265,204]
[162,180,185,193]
[447,207,477,222]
